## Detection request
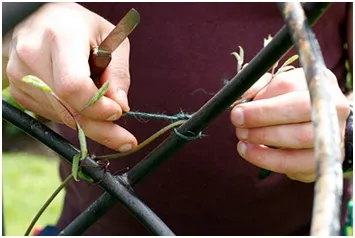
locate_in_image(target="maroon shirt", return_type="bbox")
[57,3,352,235]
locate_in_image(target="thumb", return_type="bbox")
[242,72,272,100]
[100,38,131,113]
[232,72,272,106]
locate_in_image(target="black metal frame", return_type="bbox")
[2,2,343,236]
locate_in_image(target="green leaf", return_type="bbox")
[87,80,110,106]
[282,55,299,67]
[72,154,81,182]
[77,124,88,157]
[276,65,296,74]
[72,117,89,182]
[78,170,94,182]
[2,86,25,110]
[22,75,52,92]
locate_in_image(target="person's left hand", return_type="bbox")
[230,68,350,183]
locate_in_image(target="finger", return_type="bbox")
[9,27,122,122]
[49,94,138,151]
[6,46,31,85]
[80,120,138,152]
[253,68,308,100]
[239,73,272,100]
[237,142,315,175]
[287,172,316,183]
[236,122,314,149]
[47,27,123,122]
[231,91,311,128]
[253,68,342,101]
[7,48,60,120]
[10,85,58,121]
[99,38,131,112]
[12,28,53,83]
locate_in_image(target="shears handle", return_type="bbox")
[89,48,112,88]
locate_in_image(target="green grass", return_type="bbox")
[2,152,64,236]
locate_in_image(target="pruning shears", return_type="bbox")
[89,8,140,87]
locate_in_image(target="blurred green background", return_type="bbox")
[2,121,63,236]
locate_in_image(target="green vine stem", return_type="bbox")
[94,120,186,160]
[24,174,73,236]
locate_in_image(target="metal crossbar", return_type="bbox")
[2,2,343,236]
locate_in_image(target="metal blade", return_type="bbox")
[89,8,140,86]
[98,8,140,53]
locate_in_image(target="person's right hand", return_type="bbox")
[3,2,138,152]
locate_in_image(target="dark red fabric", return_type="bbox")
[56,3,352,235]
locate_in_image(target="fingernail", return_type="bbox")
[118,143,132,152]
[238,142,247,156]
[237,128,248,140]
[107,112,120,121]
[232,107,244,126]
[118,89,130,112]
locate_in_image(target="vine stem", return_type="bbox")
[95,120,187,160]
[24,174,73,236]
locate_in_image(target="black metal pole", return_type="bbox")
[59,192,117,236]
[59,180,174,236]
[2,101,174,236]
[125,2,331,186]
[278,2,342,236]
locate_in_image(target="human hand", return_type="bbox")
[230,68,350,182]
[3,3,138,152]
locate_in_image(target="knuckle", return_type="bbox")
[6,60,21,82]
[55,75,81,100]
[274,68,307,90]
[14,41,32,63]
[43,26,60,45]
[276,78,299,92]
